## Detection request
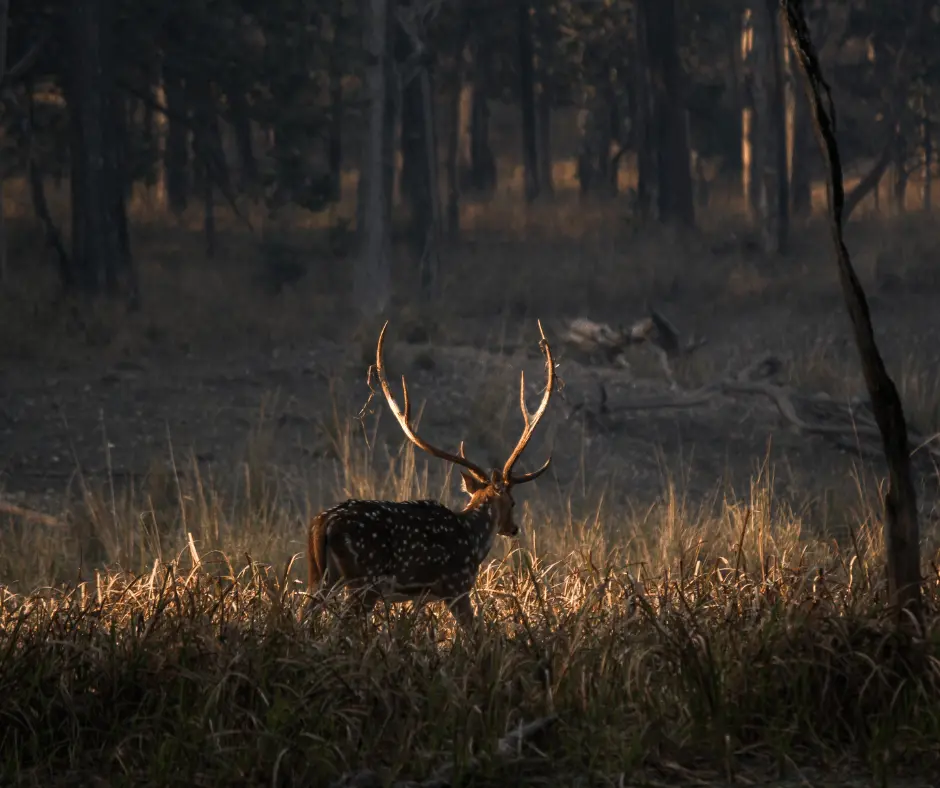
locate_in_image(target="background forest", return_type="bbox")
[2,1,940,785]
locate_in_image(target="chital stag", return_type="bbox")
[307,321,555,630]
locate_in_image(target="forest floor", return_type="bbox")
[3,209,940,560]
[2,206,940,786]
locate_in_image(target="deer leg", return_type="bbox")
[448,594,476,632]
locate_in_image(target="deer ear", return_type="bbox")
[460,471,485,495]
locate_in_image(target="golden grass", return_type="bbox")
[2,407,940,784]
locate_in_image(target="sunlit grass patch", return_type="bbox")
[2,411,940,785]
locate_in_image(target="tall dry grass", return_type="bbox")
[2,408,940,786]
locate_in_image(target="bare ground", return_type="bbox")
[2,279,938,549]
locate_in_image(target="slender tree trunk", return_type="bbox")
[748,0,788,254]
[922,105,932,212]
[646,0,694,226]
[25,84,72,288]
[893,133,908,213]
[783,0,923,628]
[469,57,496,196]
[785,38,812,216]
[162,62,189,215]
[66,0,128,296]
[536,88,553,196]
[518,1,539,201]
[326,8,347,203]
[227,90,258,191]
[327,71,344,203]
[633,0,656,218]
[356,0,393,318]
[0,0,8,283]
[534,1,555,196]
[446,25,471,237]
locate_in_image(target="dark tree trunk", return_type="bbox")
[518,2,539,202]
[163,62,189,215]
[783,0,922,628]
[187,72,225,259]
[66,0,131,298]
[922,108,932,212]
[400,72,428,243]
[227,89,258,191]
[469,74,496,195]
[893,133,908,213]
[139,57,162,189]
[355,0,394,319]
[327,70,344,203]
[446,19,471,238]
[633,0,656,218]
[645,0,694,226]
[326,8,348,203]
[752,0,789,254]
[787,43,813,217]
[26,85,72,288]
[536,88,553,196]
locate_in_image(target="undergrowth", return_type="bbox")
[2,422,940,787]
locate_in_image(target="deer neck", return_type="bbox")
[459,498,501,561]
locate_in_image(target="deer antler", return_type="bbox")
[375,322,490,483]
[503,321,555,485]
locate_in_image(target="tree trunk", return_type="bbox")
[783,1,922,628]
[893,133,908,214]
[576,84,612,198]
[227,89,258,192]
[25,85,72,288]
[785,37,812,217]
[922,106,932,213]
[397,18,441,298]
[469,60,496,196]
[326,8,347,203]
[633,0,656,218]
[645,0,694,226]
[356,0,393,318]
[162,61,189,216]
[536,87,554,197]
[741,9,759,216]
[0,0,8,284]
[748,0,788,254]
[66,0,131,297]
[518,2,539,202]
[446,27,471,238]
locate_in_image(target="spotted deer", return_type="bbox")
[307,321,556,630]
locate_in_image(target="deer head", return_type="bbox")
[374,320,556,538]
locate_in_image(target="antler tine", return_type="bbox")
[401,374,411,421]
[375,321,489,483]
[519,370,531,431]
[503,320,555,485]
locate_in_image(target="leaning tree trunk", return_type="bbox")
[518,1,539,202]
[355,0,393,319]
[784,0,923,628]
